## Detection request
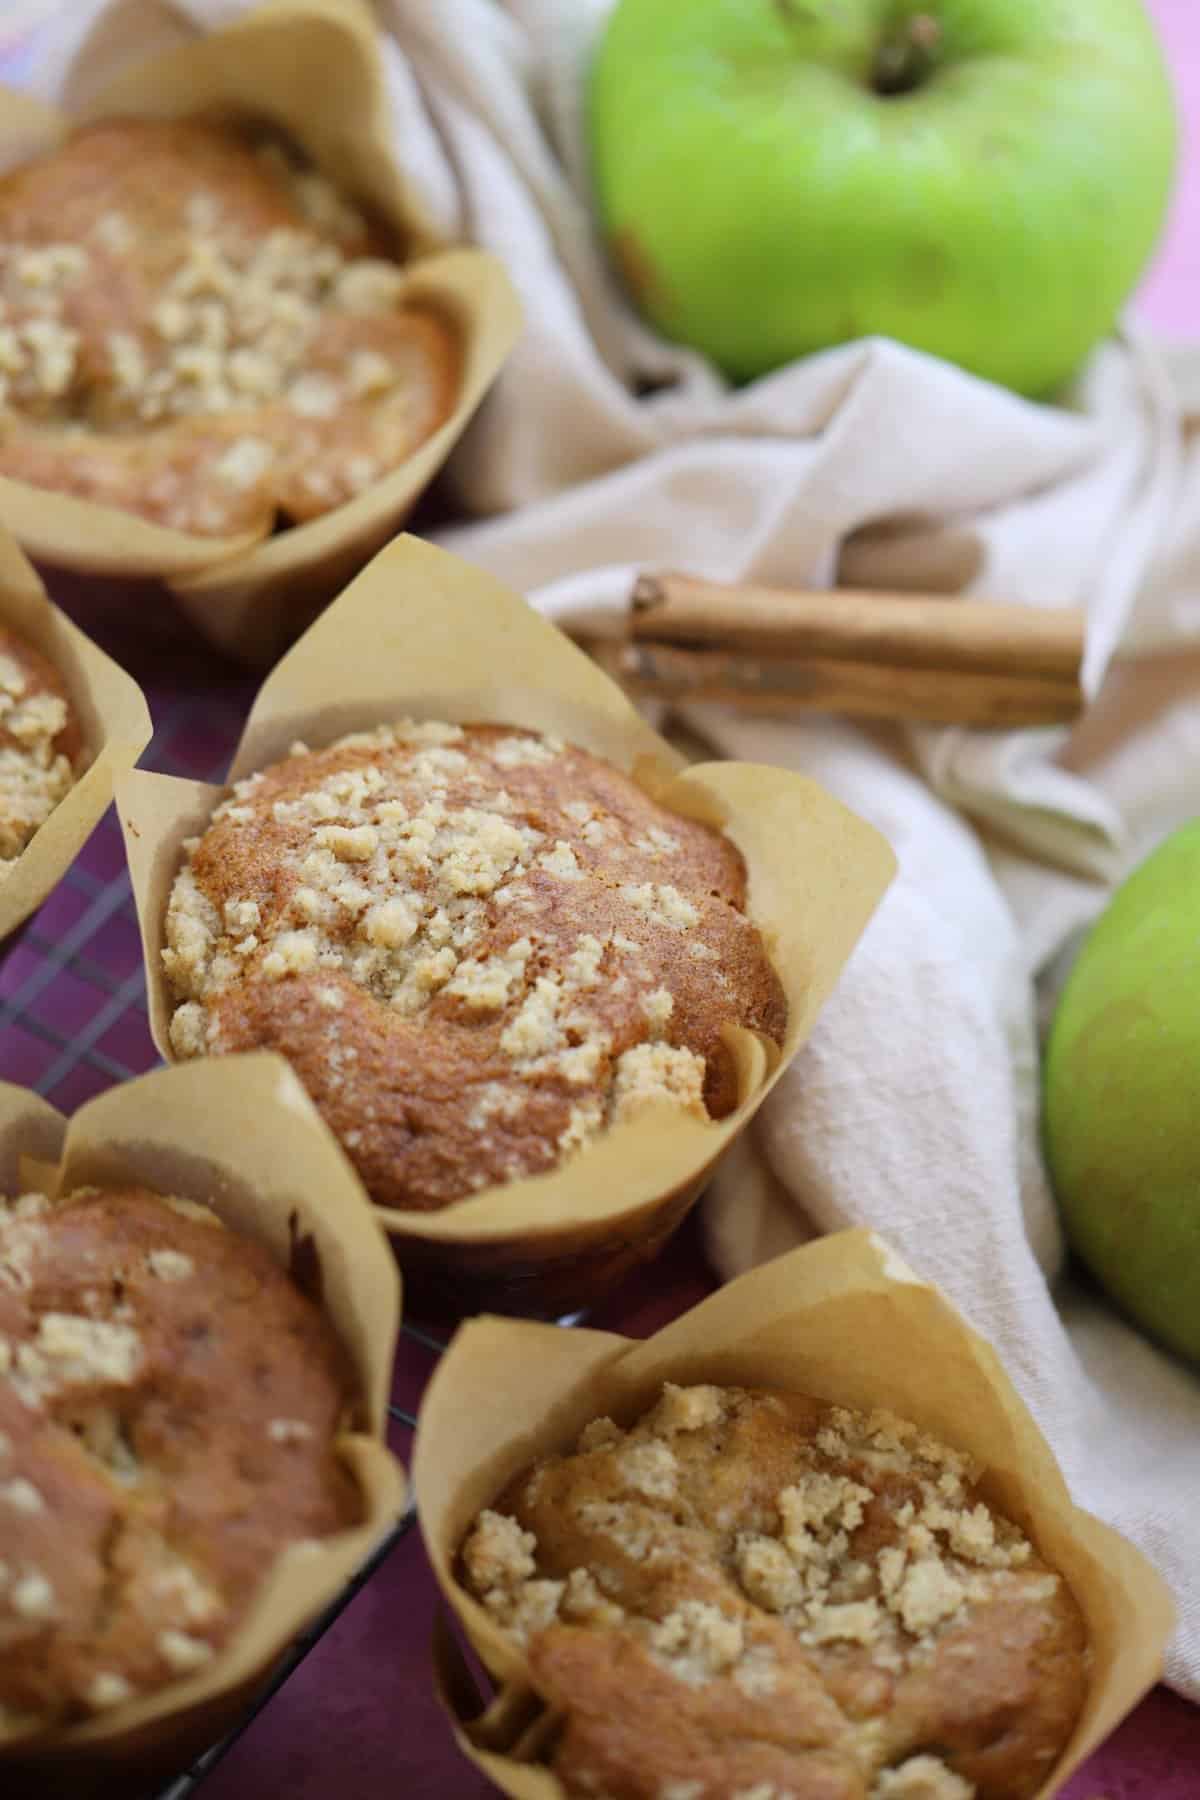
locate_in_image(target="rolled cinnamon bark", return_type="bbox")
[591,637,1082,727]
[614,572,1086,726]
[632,572,1085,677]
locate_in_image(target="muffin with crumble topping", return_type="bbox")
[0,117,459,540]
[458,1383,1090,1800]
[0,624,81,875]
[0,1180,361,1731]
[160,720,787,1216]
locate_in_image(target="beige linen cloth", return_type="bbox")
[29,0,1200,1696]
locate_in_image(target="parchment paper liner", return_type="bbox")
[116,532,895,1313]
[0,0,522,665]
[0,529,151,942]
[0,1052,405,1777]
[416,1229,1176,1799]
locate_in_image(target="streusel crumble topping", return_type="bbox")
[0,120,458,535]
[459,1384,1088,1800]
[0,1183,358,1726]
[0,631,76,873]
[161,722,786,1212]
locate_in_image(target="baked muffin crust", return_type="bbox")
[162,722,787,1213]
[460,1385,1089,1800]
[0,118,459,536]
[0,626,79,873]
[0,1184,360,1729]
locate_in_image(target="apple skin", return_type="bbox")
[1043,822,1200,1364]
[589,0,1177,395]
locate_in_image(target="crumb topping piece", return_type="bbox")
[161,722,786,1213]
[459,1385,1089,1800]
[872,1757,975,1799]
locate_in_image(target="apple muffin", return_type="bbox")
[161,721,787,1213]
[0,1182,361,1728]
[0,626,80,875]
[459,1383,1090,1800]
[0,118,459,537]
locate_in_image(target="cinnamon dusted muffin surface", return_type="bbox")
[0,1184,361,1729]
[162,721,787,1213]
[460,1385,1090,1800]
[0,118,459,536]
[0,626,80,872]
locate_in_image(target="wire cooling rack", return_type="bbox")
[0,586,429,1798]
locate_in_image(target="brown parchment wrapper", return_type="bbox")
[0,0,522,665]
[0,529,151,942]
[115,533,896,1315]
[416,1229,1177,1799]
[0,1052,405,1784]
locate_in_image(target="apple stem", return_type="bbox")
[873,12,942,96]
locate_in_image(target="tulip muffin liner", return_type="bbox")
[0,1052,406,1785]
[115,532,896,1315]
[416,1229,1176,1799]
[0,528,151,943]
[0,0,522,665]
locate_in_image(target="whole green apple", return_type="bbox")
[1043,821,1200,1364]
[589,0,1176,395]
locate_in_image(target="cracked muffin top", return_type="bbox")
[161,720,787,1214]
[0,1183,361,1731]
[0,625,80,875]
[459,1384,1090,1800]
[0,117,459,538]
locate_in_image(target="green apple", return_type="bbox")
[589,0,1176,395]
[1043,822,1200,1364]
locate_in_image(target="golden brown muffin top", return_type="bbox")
[0,1184,361,1729]
[460,1385,1089,1800]
[162,721,787,1214]
[0,625,79,869]
[0,118,459,536]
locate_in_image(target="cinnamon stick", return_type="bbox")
[588,638,1082,728]
[631,572,1085,682]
